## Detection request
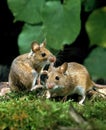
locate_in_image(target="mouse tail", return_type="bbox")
[92,81,106,89]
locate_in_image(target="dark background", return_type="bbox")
[0,0,106,82]
[0,0,24,81]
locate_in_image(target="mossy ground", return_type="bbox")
[0,91,106,130]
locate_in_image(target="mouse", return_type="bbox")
[8,40,56,92]
[41,62,106,104]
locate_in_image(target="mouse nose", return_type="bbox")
[46,83,55,89]
[48,56,56,63]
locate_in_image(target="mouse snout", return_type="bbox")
[46,83,55,89]
[48,56,56,63]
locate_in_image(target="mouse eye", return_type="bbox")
[41,52,46,57]
[55,76,60,80]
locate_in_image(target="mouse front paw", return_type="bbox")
[30,85,44,91]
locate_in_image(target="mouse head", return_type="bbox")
[43,62,68,91]
[28,40,56,64]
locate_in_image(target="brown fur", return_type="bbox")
[44,62,106,104]
[9,41,56,91]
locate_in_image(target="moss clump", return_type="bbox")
[0,92,106,130]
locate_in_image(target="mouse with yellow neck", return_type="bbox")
[42,62,106,104]
[8,40,56,92]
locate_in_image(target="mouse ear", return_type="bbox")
[40,38,46,47]
[59,62,68,74]
[31,41,40,52]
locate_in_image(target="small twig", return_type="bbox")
[93,88,106,97]
[69,104,87,124]
[69,104,93,130]
[57,126,82,130]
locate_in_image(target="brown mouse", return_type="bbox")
[42,62,106,104]
[8,40,56,92]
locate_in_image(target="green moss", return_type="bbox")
[0,92,106,130]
